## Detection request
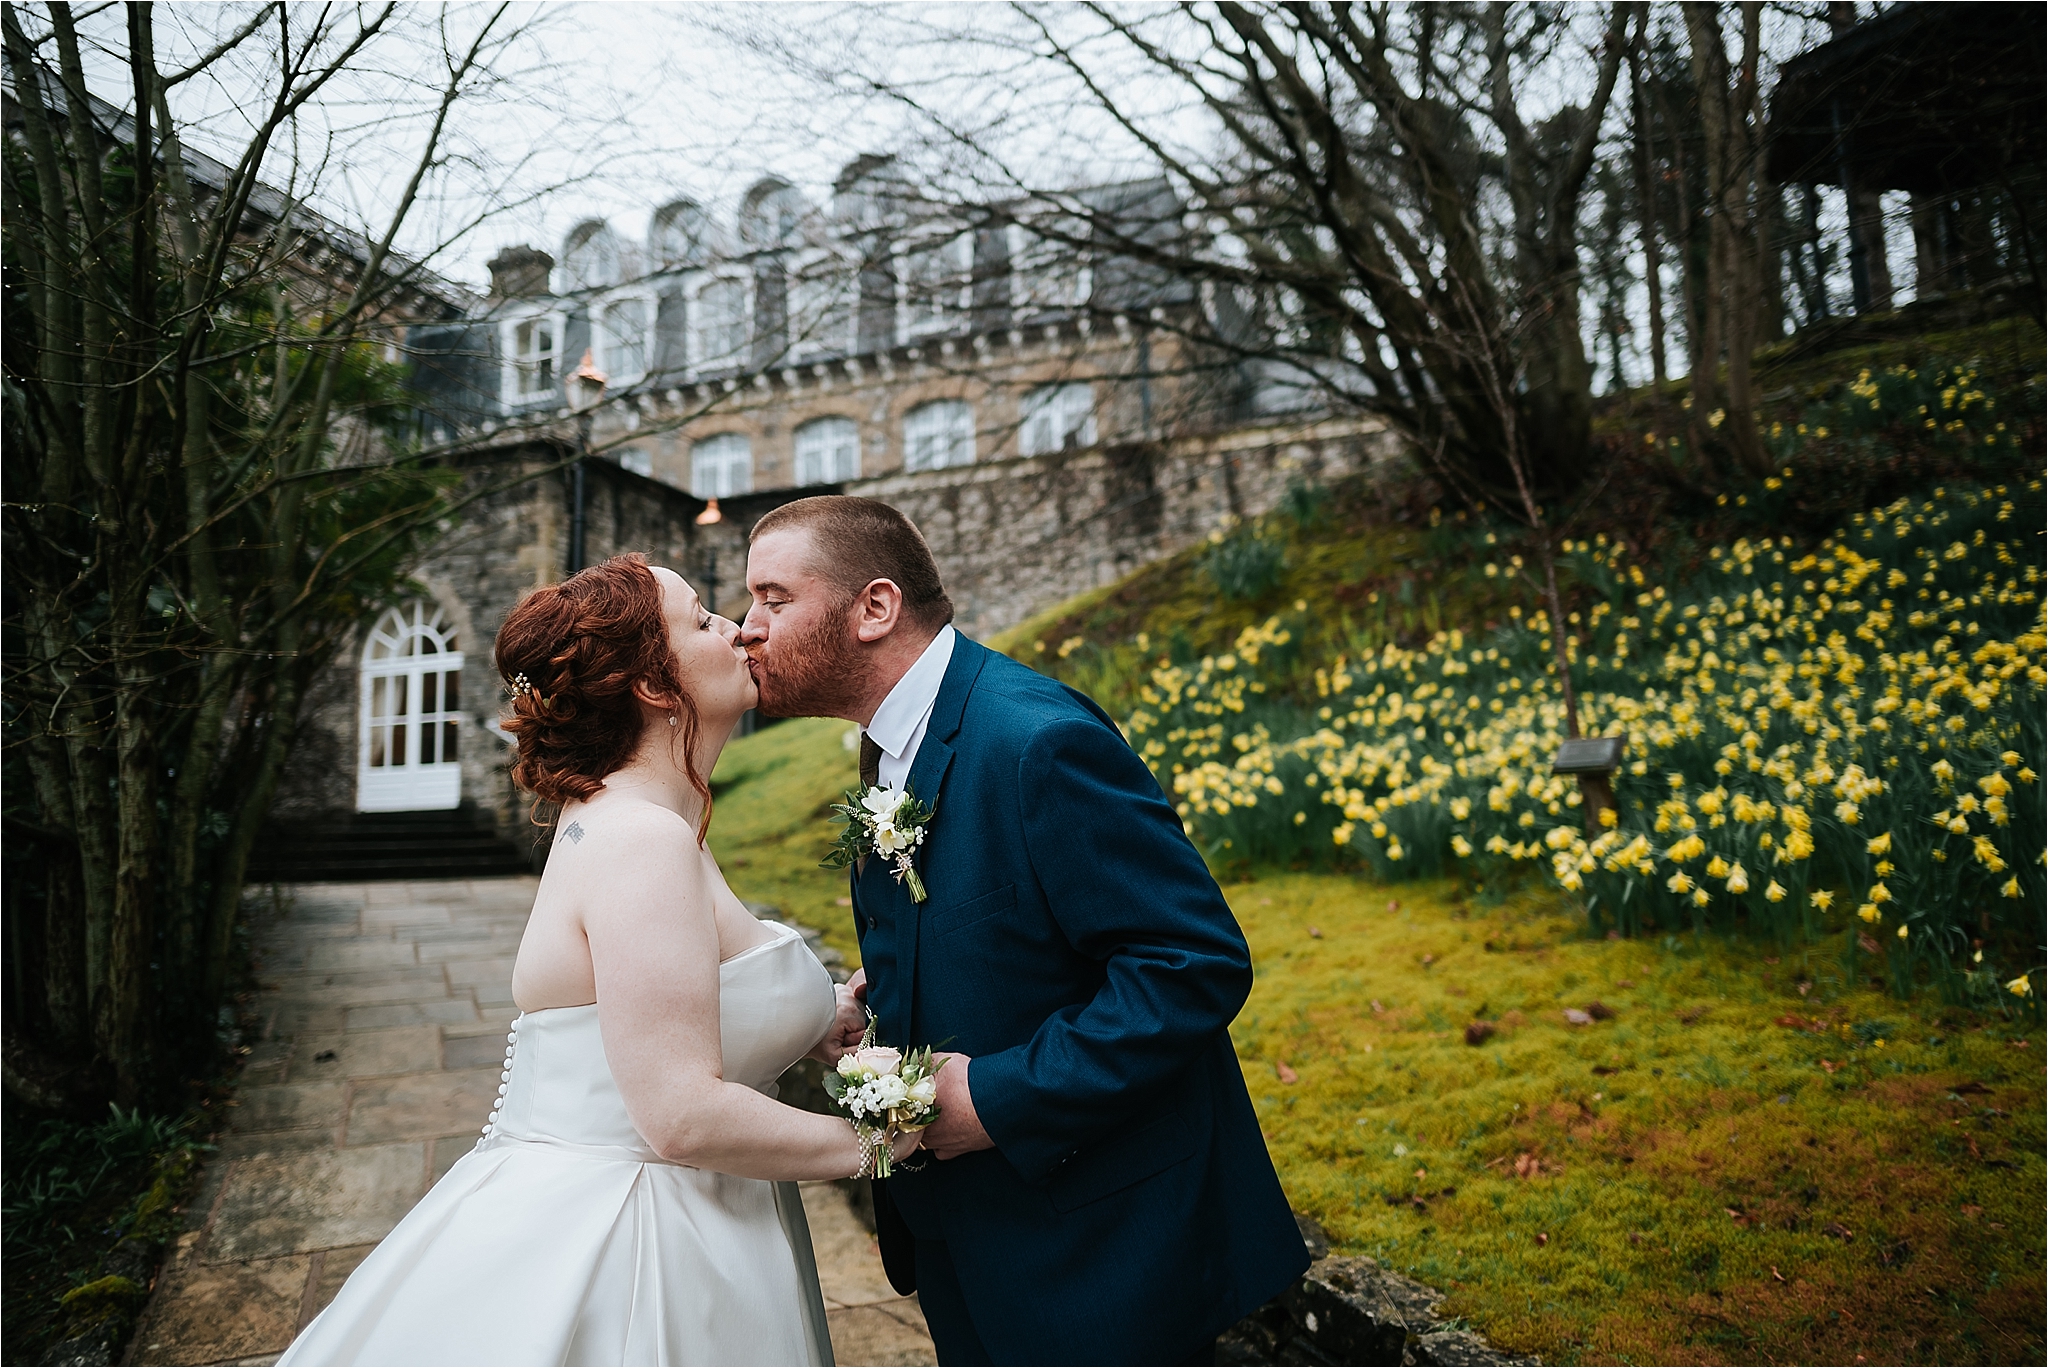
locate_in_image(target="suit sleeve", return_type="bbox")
[967,713,1253,1184]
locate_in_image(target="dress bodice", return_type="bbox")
[483,920,836,1160]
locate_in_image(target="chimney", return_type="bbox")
[487,246,554,299]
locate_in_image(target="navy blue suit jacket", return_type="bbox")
[851,636,1307,1364]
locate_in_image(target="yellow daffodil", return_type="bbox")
[1811,889,1835,911]
[1866,832,1892,855]
[1765,880,1787,902]
[1857,903,1881,924]
[2008,974,2032,998]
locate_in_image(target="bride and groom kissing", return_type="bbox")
[279,496,1307,1367]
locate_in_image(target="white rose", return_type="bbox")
[835,1053,865,1079]
[861,785,907,819]
[906,1076,937,1108]
[875,1074,910,1107]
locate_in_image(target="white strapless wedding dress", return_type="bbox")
[278,920,838,1366]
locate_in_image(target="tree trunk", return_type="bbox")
[1630,28,1669,391]
[1681,0,1770,480]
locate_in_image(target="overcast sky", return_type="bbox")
[36,1,1884,389]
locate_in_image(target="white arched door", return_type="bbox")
[357,603,465,812]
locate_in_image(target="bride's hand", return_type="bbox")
[808,981,868,1064]
[889,1127,925,1165]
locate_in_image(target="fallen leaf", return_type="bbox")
[1960,1204,1984,1219]
[1678,1006,1708,1024]
[1535,1232,1548,1246]
[1857,932,1882,956]
[1823,1221,1854,1241]
[1464,1021,1497,1046]
[1414,1167,1428,1181]
[1371,999,1386,1015]
[1387,899,1401,912]
[1307,926,1322,938]
[1421,953,1435,966]
[1819,1058,1840,1074]
[1770,1266,1786,1283]
[1592,1065,1618,1076]
[1616,979,1636,989]
[1563,1008,1594,1026]
[1628,1231,1644,1245]
[836,897,852,907]
[1513,1152,1548,1179]
[1276,1061,1299,1085]
[1797,981,1812,997]
[1585,1001,1615,1021]
[1952,1081,1993,1095]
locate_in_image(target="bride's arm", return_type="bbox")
[583,809,888,1180]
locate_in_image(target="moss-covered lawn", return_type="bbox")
[710,719,2045,1365]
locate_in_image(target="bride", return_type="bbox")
[279,554,914,1366]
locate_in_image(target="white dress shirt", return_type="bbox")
[864,625,956,789]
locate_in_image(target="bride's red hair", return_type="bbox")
[493,554,711,838]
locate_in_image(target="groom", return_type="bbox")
[740,496,1307,1365]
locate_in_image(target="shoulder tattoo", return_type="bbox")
[562,820,586,845]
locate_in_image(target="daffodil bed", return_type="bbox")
[1124,477,2045,1004]
[707,723,2047,1364]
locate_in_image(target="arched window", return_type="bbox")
[739,177,807,249]
[560,219,636,293]
[650,198,713,267]
[794,417,859,485]
[692,433,753,498]
[1020,383,1097,455]
[357,603,464,812]
[903,400,974,472]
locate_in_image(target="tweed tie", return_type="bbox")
[859,732,882,789]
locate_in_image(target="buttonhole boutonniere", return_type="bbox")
[821,783,934,902]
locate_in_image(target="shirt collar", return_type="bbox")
[865,625,956,760]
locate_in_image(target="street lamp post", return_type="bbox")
[565,348,608,575]
[695,496,724,616]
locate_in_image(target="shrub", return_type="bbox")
[1204,525,1288,601]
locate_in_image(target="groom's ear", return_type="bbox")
[851,577,906,643]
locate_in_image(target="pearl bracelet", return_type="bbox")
[850,1124,880,1181]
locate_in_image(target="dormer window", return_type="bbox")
[503,311,563,405]
[902,231,973,337]
[693,276,748,371]
[598,296,651,384]
[789,254,856,360]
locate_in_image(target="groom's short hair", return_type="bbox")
[750,496,954,629]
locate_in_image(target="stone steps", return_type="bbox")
[249,811,531,884]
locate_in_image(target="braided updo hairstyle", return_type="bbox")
[494,554,712,838]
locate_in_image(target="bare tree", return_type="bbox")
[2,1,538,1109]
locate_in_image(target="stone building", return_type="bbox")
[270,162,1395,847]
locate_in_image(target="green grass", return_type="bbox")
[1227,869,2044,1365]
[710,719,2045,1363]
[710,716,865,967]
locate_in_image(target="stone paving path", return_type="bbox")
[129,877,935,1367]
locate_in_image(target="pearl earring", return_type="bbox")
[669,715,678,727]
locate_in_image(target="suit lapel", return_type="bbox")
[894,636,987,1047]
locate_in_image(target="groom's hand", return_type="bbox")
[810,979,868,1064]
[923,1053,994,1161]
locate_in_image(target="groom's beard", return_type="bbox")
[751,608,867,719]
